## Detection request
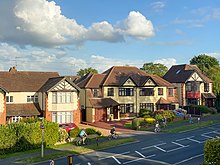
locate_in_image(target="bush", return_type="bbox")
[58,129,69,142]
[96,130,102,136]
[132,118,145,129]
[153,110,175,122]
[85,128,97,135]
[204,138,220,164]
[145,117,156,124]
[69,126,80,137]
[209,107,218,114]
[139,108,152,118]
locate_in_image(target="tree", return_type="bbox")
[77,67,98,77]
[190,54,219,74]
[206,65,220,95]
[140,62,168,77]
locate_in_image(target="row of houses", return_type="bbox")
[0,64,216,125]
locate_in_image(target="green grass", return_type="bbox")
[15,138,135,164]
[164,120,220,133]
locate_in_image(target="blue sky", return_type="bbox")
[0,0,219,75]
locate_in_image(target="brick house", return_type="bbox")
[0,67,81,125]
[76,66,179,123]
[163,64,216,107]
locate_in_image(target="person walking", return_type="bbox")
[189,114,193,124]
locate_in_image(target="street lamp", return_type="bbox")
[40,118,45,158]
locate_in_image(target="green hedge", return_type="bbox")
[204,138,220,164]
[0,120,59,154]
[132,118,145,129]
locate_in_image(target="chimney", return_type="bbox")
[9,66,17,73]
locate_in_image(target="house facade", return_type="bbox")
[163,64,216,107]
[0,67,81,125]
[76,66,179,123]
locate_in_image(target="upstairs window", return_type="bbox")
[107,88,114,96]
[27,95,38,103]
[168,88,174,97]
[158,88,163,96]
[139,88,154,96]
[52,92,73,104]
[6,96,13,103]
[93,89,99,97]
[119,88,134,96]
[186,82,200,92]
[204,83,210,92]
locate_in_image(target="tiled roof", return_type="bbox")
[157,97,171,104]
[6,103,41,116]
[163,64,212,83]
[65,76,80,83]
[89,98,119,108]
[77,66,173,88]
[76,72,93,88]
[202,93,216,99]
[0,67,59,92]
[39,76,80,92]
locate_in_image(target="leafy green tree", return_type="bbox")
[77,67,98,77]
[190,54,219,74]
[140,62,168,77]
[206,65,220,95]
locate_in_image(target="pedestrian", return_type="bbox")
[162,116,167,128]
[198,117,200,124]
[50,159,54,165]
[188,114,193,124]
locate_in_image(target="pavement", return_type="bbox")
[1,113,220,165]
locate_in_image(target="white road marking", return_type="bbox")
[201,134,214,139]
[112,156,121,164]
[172,141,186,147]
[135,151,145,158]
[142,142,166,150]
[98,151,130,160]
[123,154,156,165]
[187,137,202,143]
[213,131,220,134]
[154,145,167,152]
[173,153,204,165]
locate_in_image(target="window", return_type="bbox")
[52,92,73,104]
[52,112,73,124]
[119,88,134,96]
[139,88,154,96]
[27,95,38,103]
[93,89,99,97]
[120,104,134,113]
[186,82,200,92]
[107,88,114,96]
[140,103,154,111]
[6,96,13,102]
[158,88,163,96]
[12,116,22,123]
[204,83,210,92]
[168,88,174,97]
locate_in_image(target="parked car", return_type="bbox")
[172,109,186,117]
[59,123,77,132]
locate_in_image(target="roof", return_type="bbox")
[77,66,173,88]
[65,76,80,83]
[0,66,59,92]
[89,98,119,108]
[157,97,171,104]
[163,64,212,83]
[6,103,41,116]
[39,76,80,92]
[202,93,216,99]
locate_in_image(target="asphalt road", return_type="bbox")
[36,124,220,165]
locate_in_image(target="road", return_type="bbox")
[36,124,220,165]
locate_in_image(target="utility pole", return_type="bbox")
[40,118,45,158]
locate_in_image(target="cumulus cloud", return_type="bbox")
[119,11,154,39]
[151,1,165,12]
[0,0,154,47]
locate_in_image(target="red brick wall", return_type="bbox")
[95,108,107,122]
[0,95,6,125]
[73,99,81,125]
[45,93,52,122]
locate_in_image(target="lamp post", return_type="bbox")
[40,118,45,158]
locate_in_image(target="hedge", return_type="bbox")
[204,138,220,164]
[0,120,59,154]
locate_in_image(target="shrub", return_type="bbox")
[132,118,145,129]
[85,128,97,135]
[96,130,102,136]
[153,110,175,122]
[69,126,80,137]
[209,107,218,114]
[58,128,69,142]
[204,138,220,164]
[139,108,152,118]
[145,117,156,124]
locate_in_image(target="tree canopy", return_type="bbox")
[77,67,98,77]
[140,62,168,77]
[190,54,219,74]
[206,65,220,95]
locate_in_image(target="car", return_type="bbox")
[59,123,77,132]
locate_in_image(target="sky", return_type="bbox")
[0,0,220,76]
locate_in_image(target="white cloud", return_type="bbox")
[119,11,155,39]
[151,1,165,12]
[153,58,177,69]
[0,1,154,47]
